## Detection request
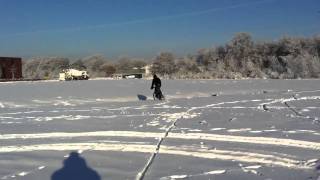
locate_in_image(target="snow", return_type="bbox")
[0,79,319,180]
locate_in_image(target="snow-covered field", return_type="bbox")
[0,79,319,180]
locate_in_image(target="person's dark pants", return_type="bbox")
[154,87,163,100]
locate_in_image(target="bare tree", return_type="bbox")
[83,54,107,77]
[71,59,87,70]
[116,57,133,73]
[151,52,176,76]
[100,62,116,77]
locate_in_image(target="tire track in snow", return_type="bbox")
[135,105,194,180]
[1,95,319,179]
[134,95,320,179]
[260,96,320,107]
[259,95,320,124]
[0,143,313,170]
[160,165,264,179]
[284,101,320,124]
[160,169,227,179]
[136,96,205,180]
[136,118,178,180]
[1,131,320,151]
[136,95,320,179]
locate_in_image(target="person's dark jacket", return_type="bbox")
[151,76,161,89]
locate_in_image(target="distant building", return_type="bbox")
[112,73,143,79]
[111,66,148,79]
[0,57,23,80]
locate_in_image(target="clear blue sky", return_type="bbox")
[0,0,319,59]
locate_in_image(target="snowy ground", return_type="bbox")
[0,79,319,180]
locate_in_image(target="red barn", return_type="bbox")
[0,57,23,80]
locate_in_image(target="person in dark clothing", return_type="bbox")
[151,74,164,100]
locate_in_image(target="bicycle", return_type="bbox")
[153,88,165,100]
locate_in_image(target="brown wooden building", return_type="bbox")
[0,57,23,80]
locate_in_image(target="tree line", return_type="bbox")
[22,55,147,79]
[23,33,320,79]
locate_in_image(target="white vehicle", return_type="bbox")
[59,69,89,81]
[125,75,136,79]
